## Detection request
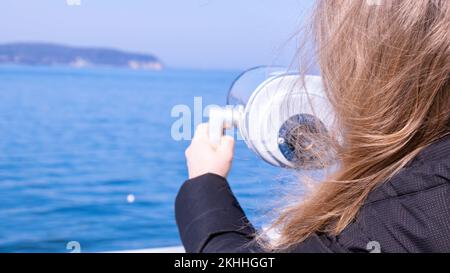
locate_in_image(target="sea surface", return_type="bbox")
[0,66,287,253]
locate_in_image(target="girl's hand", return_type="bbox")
[185,123,235,179]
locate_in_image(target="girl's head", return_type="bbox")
[272,0,450,249]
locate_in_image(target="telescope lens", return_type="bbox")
[278,114,330,169]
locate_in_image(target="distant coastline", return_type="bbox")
[0,42,163,71]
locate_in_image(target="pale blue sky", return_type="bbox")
[0,0,315,70]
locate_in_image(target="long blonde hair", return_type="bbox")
[271,0,450,250]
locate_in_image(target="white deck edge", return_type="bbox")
[107,246,185,253]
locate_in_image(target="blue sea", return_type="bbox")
[0,66,285,253]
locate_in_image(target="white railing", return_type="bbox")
[108,226,279,253]
[108,246,185,253]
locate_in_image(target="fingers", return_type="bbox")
[192,123,209,141]
[220,135,235,149]
[217,135,235,158]
[192,123,235,157]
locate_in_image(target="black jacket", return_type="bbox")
[175,136,450,253]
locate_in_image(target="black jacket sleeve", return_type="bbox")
[175,136,450,253]
[175,173,338,253]
[175,173,257,253]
